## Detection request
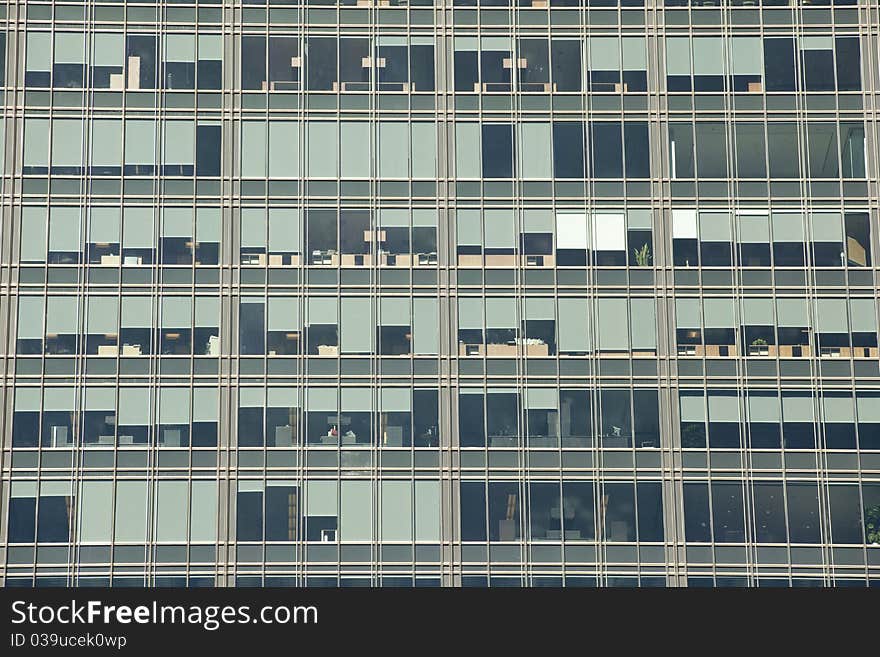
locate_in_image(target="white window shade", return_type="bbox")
[307,122,338,178]
[597,298,629,350]
[198,34,223,60]
[782,393,815,423]
[379,297,410,326]
[518,123,553,179]
[196,207,221,243]
[693,37,724,76]
[672,209,697,239]
[708,392,740,422]
[162,208,193,238]
[622,37,647,71]
[46,297,79,334]
[731,37,762,75]
[164,121,195,165]
[458,297,483,330]
[698,212,731,242]
[665,37,691,76]
[741,298,774,325]
[413,298,439,355]
[522,209,553,233]
[679,393,705,423]
[341,122,371,178]
[771,212,804,242]
[822,394,854,423]
[381,481,412,542]
[307,480,338,517]
[849,298,877,334]
[268,121,300,177]
[815,298,848,333]
[748,393,781,423]
[703,298,736,328]
[557,298,591,353]
[161,297,192,327]
[89,207,121,243]
[155,481,188,542]
[269,208,301,252]
[455,123,480,179]
[121,297,153,328]
[125,120,156,165]
[415,481,441,542]
[166,34,196,62]
[193,388,219,422]
[856,393,880,423]
[17,297,44,340]
[308,297,337,325]
[675,297,701,328]
[593,213,625,251]
[630,298,656,350]
[240,208,266,248]
[159,388,190,425]
[484,210,515,249]
[456,209,482,246]
[27,32,51,70]
[737,212,770,243]
[87,297,119,335]
[810,212,843,242]
[49,207,82,252]
[268,297,301,332]
[118,387,151,426]
[556,212,588,249]
[91,119,122,168]
[241,122,266,178]
[776,298,809,327]
[52,119,84,168]
[340,480,372,542]
[380,388,412,412]
[54,32,86,64]
[485,297,517,328]
[589,37,620,70]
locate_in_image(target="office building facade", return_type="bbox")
[1,0,879,588]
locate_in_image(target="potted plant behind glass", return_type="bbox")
[866,505,880,545]
[749,337,769,356]
[633,243,652,267]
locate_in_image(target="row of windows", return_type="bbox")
[11,385,880,450]
[13,292,879,355]
[6,478,442,544]
[11,0,864,12]
[14,118,868,183]
[3,577,875,589]
[7,478,878,546]
[11,32,865,95]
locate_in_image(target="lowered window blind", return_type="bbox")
[598,298,629,350]
[307,122,338,178]
[679,392,705,423]
[89,207,121,243]
[159,388,190,425]
[381,481,412,542]
[748,393,781,423]
[341,298,371,353]
[413,298,439,355]
[340,122,370,178]
[118,387,151,426]
[46,296,79,334]
[86,297,119,335]
[557,299,591,353]
[556,212,589,249]
[340,480,372,542]
[268,297,301,332]
[518,123,553,179]
[92,119,122,168]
